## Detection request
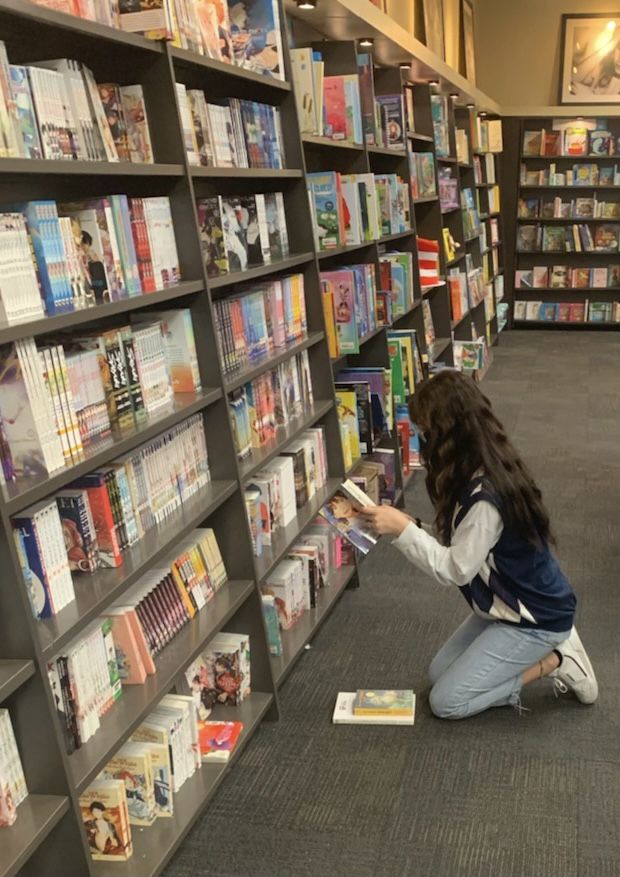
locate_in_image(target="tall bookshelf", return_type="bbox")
[0,2,356,876]
[504,115,620,329]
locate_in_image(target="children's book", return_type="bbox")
[332,691,415,725]
[353,689,415,717]
[197,721,244,761]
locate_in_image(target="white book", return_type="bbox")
[332,692,416,725]
[176,82,199,166]
[339,176,362,245]
[254,193,272,264]
[80,64,118,162]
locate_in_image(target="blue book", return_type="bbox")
[12,510,54,618]
[308,171,341,249]
[227,0,283,80]
[16,201,74,313]
[9,66,42,159]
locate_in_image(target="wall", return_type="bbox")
[474,0,620,106]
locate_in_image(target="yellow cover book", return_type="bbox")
[321,289,339,358]
[335,389,361,460]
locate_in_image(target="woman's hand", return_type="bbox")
[360,505,412,537]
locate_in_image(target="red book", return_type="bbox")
[197,721,244,762]
[568,302,586,322]
[557,302,571,322]
[397,421,410,473]
[448,276,463,321]
[323,77,347,141]
[71,473,122,568]
[128,197,156,292]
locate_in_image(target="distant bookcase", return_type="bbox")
[504,115,620,328]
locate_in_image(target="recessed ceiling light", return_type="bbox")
[449,93,459,99]
[399,62,411,70]
[607,20,616,30]
[429,80,439,86]
[466,103,475,109]
[296,0,316,7]
[359,37,374,48]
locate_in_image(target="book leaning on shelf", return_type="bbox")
[0,709,28,827]
[197,191,289,277]
[0,39,153,162]
[0,195,179,325]
[244,427,328,557]
[13,414,210,623]
[214,273,307,378]
[513,299,620,324]
[0,309,199,482]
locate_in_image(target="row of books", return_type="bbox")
[14,415,210,621]
[514,300,620,323]
[197,191,289,278]
[261,525,346,633]
[335,364,393,448]
[0,709,27,827]
[321,264,377,359]
[520,164,620,187]
[0,195,179,325]
[519,196,620,220]
[38,0,285,80]
[177,86,285,170]
[0,310,199,480]
[516,265,620,290]
[79,628,249,862]
[461,187,481,239]
[230,349,313,463]
[473,152,497,186]
[0,42,152,163]
[214,274,307,378]
[290,49,413,150]
[409,152,437,200]
[523,126,618,158]
[244,427,328,556]
[47,528,226,754]
[517,223,620,254]
[308,171,410,251]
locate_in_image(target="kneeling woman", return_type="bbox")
[361,370,597,720]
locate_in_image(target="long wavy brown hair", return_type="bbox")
[409,370,553,547]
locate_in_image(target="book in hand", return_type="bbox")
[319,479,377,554]
[332,690,416,725]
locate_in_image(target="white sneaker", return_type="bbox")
[550,627,598,704]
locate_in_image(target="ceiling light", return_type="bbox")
[466,103,475,109]
[449,93,459,99]
[479,112,487,118]
[296,0,316,7]
[359,37,374,48]
[429,80,439,86]
[607,20,616,30]
[399,62,411,70]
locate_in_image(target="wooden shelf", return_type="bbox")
[223,332,324,393]
[520,184,620,190]
[412,195,438,204]
[441,204,460,214]
[271,565,356,687]
[238,400,334,482]
[91,692,273,877]
[0,795,69,877]
[170,45,291,92]
[255,478,341,582]
[0,660,35,705]
[377,229,415,243]
[437,156,458,163]
[317,241,376,260]
[514,319,619,328]
[520,153,617,161]
[516,217,619,223]
[0,158,183,176]
[35,479,238,659]
[2,389,222,515]
[516,250,616,257]
[368,145,407,157]
[408,132,434,143]
[302,134,364,151]
[69,579,256,793]
[190,166,303,179]
[0,281,204,346]
[209,253,314,289]
[430,337,452,359]
[515,287,620,294]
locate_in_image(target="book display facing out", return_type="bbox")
[504,115,620,331]
[0,2,506,875]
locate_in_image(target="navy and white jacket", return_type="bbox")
[394,475,575,633]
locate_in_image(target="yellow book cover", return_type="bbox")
[353,689,415,717]
[321,289,339,358]
[335,389,361,459]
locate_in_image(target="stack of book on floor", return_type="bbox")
[333,689,416,725]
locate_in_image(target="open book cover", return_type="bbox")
[319,479,377,554]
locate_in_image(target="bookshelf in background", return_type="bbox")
[505,116,620,328]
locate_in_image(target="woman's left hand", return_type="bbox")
[360,505,412,537]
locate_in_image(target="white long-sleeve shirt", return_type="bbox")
[394,502,503,588]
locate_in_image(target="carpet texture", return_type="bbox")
[164,331,620,877]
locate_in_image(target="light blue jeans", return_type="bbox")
[428,615,570,720]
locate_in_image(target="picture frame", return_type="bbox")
[560,14,620,104]
[423,0,445,61]
[461,0,476,85]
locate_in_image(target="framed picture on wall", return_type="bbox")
[560,14,620,103]
[423,0,445,60]
[461,0,476,84]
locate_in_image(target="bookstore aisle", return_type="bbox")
[163,331,618,877]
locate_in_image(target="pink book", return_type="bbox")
[103,610,147,684]
[119,606,156,676]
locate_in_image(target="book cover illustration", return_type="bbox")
[353,689,415,717]
[228,0,282,79]
[197,197,229,277]
[79,781,132,861]
[332,691,415,725]
[319,479,377,554]
[221,195,262,271]
[198,720,244,761]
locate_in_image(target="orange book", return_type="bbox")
[321,286,339,358]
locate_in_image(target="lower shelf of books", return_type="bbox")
[0,660,34,705]
[90,692,273,877]
[271,564,356,688]
[0,795,69,877]
[254,479,341,583]
[513,320,619,329]
[69,579,256,794]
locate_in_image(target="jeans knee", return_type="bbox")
[429,683,468,720]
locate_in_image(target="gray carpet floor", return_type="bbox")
[165,331,620,877]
